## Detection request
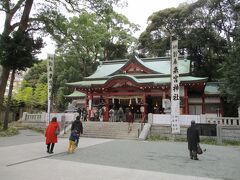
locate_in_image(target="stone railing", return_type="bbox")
[22,112,45,122]
[21,112,78,122]
[206,117,240,126]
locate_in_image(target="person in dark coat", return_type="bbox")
[71,116,83,147]
[187,120,200,160]
[77,107,82,117]
[45,117,60,154]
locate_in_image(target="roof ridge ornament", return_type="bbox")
[131,51,139,59]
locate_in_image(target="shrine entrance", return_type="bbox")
[107,96,144,122]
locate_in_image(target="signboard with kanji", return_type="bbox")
[47,54,54,122]
[171,40,180,134]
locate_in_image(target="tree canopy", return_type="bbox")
[18,8,139,111]
[138,0,239,81]
[220,27,240,106]
[0,0,126,110]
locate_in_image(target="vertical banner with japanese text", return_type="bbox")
[171,40,180,134]
[47,54,54,123]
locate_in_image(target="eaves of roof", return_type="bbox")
[64,91,86,98]
[204,82,220,95]
[66,75,207,88]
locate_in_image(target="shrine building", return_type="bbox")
[66,56,222,121]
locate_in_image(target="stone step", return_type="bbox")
[63,122,142,140]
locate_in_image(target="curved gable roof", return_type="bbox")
[86,60,126,79]
[115,56,159,75]
[142,57,190,74]
[85,56,191,79]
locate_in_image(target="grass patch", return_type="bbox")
[200,138,218,145]
[174,136,187,142]
[148,135,170,141]
[0,126,19,137]
[0,121,45,136]
[148,135,240,146]
[223,140,240,146]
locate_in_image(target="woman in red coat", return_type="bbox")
[45,117,60,154]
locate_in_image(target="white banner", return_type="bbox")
[47,54,54,122]
[171,40,180,134]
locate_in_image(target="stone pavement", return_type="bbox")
[0,130,240,180]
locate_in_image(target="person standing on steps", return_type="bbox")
[109,108,114,122]
[45,117,60,154]
[82,108,87,121]
[126,111,134,133]
[117,107,124,122]
[71,116,83,148]
[187,120,200,160]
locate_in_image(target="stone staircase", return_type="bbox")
[63,122,142,140]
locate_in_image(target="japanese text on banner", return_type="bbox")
[171,40,180,134]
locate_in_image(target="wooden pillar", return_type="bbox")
[142,93,147,122]
[84,96,88,109]
[184,86,189,114]
[87,93,93,121]
[162,91,166,99]
[202,94,205,114]
[104,98,109,121]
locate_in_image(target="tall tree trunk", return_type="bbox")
[18,0,34,32]
[3,69,15,130]
[0,67,10,108]
[0,0,34,108]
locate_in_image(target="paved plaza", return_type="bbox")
[0,130,240,180]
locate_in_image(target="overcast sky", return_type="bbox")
[115,0,194,36]
[0,0,194,59]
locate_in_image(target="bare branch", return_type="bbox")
[26,27,42,32]
[11,0,26,15]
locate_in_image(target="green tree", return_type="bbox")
[0,0,124,112]
[24,60,47,88]
[33,83,48,109]
[14,86,34,108]
[138,1,230,81]
[14,62,48,111]
[41,11,138,76]
[0,31,42,129]
[220,28,240,111]
[16,56,80,112]
[0,0,35,108]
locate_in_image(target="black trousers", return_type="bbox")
[47,143,55,152]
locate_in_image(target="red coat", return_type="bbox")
[45,122,60,144]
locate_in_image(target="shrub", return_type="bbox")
[148,135,170,141]
[0,126,19,137]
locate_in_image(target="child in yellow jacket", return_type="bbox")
[68,130,79,153]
